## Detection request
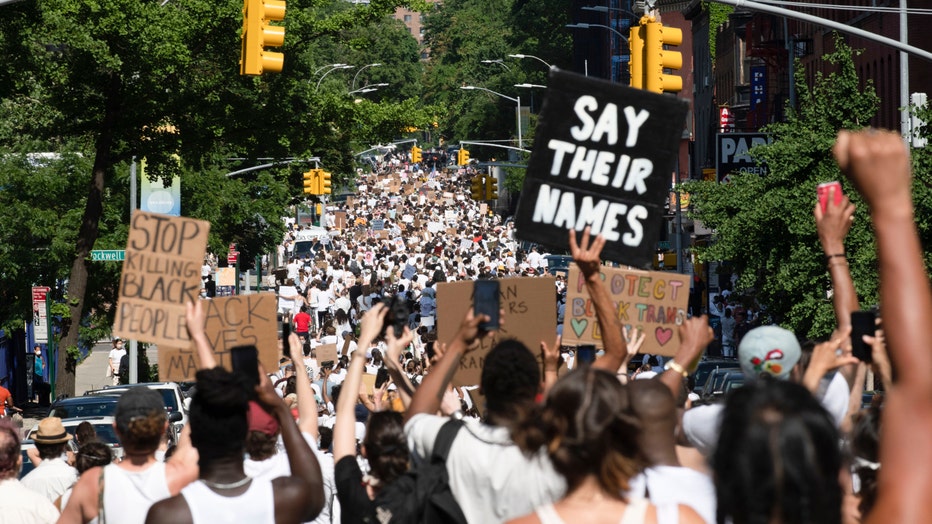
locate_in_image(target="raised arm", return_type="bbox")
[834,129,932,523]
[540,334,562,395]
[568,227,627,372]
[404,310,489,423]
[185,300,216,370]
[814,187,859,388]
[333,304,386,462]
[660,316,713,399]
[257,370,324,523]
[383,327,417,408]
[288,332,319,437]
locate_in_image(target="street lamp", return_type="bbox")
[581,5,640,17]
[461,85,523,149]
[481,59,511,71]
[352,63,382,90]
[507,54,553,69]
[349,83,389,95]
[313,63,347,76]
[566,22,628,42]
[514,83,547,89]
[316,64,354,91]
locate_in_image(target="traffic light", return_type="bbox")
[240,0,286,76]
[470,175,486,201]
[302,169,318,195]
[320,170,332,195]
[644,18,683,94]
[485,176,498,200]
[411,145,422,164]
[457,148,470,166]
[628,21,645,89]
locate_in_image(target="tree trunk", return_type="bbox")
[55,78,121,398]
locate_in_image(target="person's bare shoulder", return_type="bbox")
[145,495,193,524]
[504,514,541,524]
[678,504,705,524]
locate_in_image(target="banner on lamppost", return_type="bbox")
[32,286,50,343]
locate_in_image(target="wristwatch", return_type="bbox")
[664,360,689,378]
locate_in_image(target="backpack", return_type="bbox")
[372,419,467,524]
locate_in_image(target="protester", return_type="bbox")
[144,367,325,524]
[57,388,198,524]
[508,367,703,524]
[21,417,77,502]
[56,442,112,511]
[0,419,59,524]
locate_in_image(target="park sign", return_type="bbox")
[514,68,688,267]
[113,211,210,348]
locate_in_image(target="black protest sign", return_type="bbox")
[114,211,210,347]
[514,68,688,267]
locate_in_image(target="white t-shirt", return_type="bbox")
[682,372,851,456]
[627,466,716,524]
[405,413,566,524]
[108,348,127,373]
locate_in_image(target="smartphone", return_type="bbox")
[230,345,260,388]
[817,181,843,213]
[577,345,596,365]
[850,310,876,363]
[282,322,292,355]
[473,279,500,331]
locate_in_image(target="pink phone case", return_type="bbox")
[817,181,842,212]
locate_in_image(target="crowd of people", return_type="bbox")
[1,129,930,524]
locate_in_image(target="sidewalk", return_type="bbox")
[21,341,160,431]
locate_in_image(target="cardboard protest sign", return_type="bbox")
[217,267,236,287]
[333,211,347,230]
[436,277,556,387]
[562,264,689,357]
[371,219,385,231]
[316,343,338,364]
[361,373,377,395]
[479,203,488,215]
[513,68,689,267]
[159,294,279,381]
[113,211,209,347]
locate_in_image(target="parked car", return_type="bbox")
[26,416,123,463]
[48,395,121,420]
[84,382,188,440]
[690,358,740,394]
[701,369,745,400]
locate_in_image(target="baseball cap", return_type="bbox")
[738,325,802,380]
[115,388,166,431]
[247,400,280,436]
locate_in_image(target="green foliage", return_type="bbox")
[683,36,898,339]
[705,2,733,63]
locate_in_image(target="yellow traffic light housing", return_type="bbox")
[644,19,683,94]
[629,22,645,89]
[241,0,286,76]
[303,169,318,195]
[470,175,486,200]
[320,170,332,195]
[457,148,470,166]
[486,176,498,200]
[411,146,422,164]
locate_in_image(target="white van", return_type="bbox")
[293,226,329,259]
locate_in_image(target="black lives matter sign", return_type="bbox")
[514,68,688,267]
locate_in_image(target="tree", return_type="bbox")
[0,0,425,396]
[682,36,932,339]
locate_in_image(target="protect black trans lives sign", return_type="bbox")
[514,68,688,267]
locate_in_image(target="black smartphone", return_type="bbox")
[577,345,596,365]
[473,279,500,331]
[850,310,876,363]
[230,345,260,388]
[282,322,292,355]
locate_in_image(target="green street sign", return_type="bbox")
[91,250,125,262]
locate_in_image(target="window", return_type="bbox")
[404,14,412,22]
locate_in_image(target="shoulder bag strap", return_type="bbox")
[430,419,464,464]
[97,467,106,524]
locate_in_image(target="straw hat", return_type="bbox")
[33,417,73,445]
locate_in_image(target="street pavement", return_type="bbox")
[22,341,160,431]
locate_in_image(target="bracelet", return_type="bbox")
[824,253,846,263]
[664,360,689,377]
